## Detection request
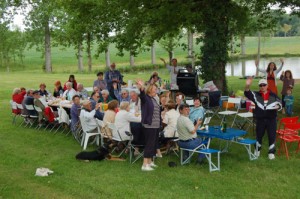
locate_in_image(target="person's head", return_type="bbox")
[54,80,61,88]
[193,97,201,107]
[186,64,193,73]
[77,83,83,92]
[91,91,100,101]
[107,100,119,111]
[20,87,26,92]
[171,58,177,67]
[93,86,99,93]
[69,74,75,82]
[33,90,40,99]
[266,62,277,72]
[286,88,292,95]
[175,92,185,105]
[97,72,104,80]
[284,70,293,79]
[146,84,158,97]
[72,95,80,105]
[159,93,167,106]
[151,74,159,83]
[27,89,34,97]
[258,79,268,93]
[166,100,176,110]
[119,101,130,112]
[39,83,46,91]
[101,89,109,99]
[66,82,73,90]
[179,104,190,116]
[83,101,92,111]
[110,63,116,70]
[121,89,129,99]
[12,88,21,95]
[130,90,139,102]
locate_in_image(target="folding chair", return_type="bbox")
[95,118,109,147]
[33,105,44,130]
[122,131,145,164]
[276,116,299,142]
[25,104,39,127]
[218,97,241,127]
[107,122,130,158]
[79,114,101,150]
[236,111,254,130]
[10,100,19,124]
[278,123,300,159]
[202,91,222,119]
[54,107,70,134]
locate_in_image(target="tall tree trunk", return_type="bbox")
[240,34,246,56]
[256,31,261,77]
[87,32,92,72]
[188,30,193,57]
[200,0,230,94]
[168,51,174,64]
[77,41,83,72]
[130,52,134,67]
[242,60,246,77]
[44,20,52,73]
[105,45,111,68]
[151,43,156,64]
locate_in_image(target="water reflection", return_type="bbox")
[226,57,300,78]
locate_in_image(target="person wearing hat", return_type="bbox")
[93,71,107,91]
[53,80,64,98]
[244,78,282,160]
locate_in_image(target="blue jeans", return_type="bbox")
[286,105,293,116]
[178,138,205,160]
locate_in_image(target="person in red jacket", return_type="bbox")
[63,74,77,91]
[12,88,26,114]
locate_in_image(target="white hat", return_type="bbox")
[258,79,268,85]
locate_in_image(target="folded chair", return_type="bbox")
[24,104,39,127]
[276,116,299,141]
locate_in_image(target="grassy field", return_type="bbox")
[1,72,300,198]
[2,36,300,73]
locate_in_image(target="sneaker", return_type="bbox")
[156,153,163,158]
[268,153,275,160]
[141,164,154,171]
[254,150,260,157]
[148,162,158,168]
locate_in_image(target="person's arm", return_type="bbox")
[118,71,123,83]
[160,58,167,67]
[104,71,113,84]
[276,58,284,74]
[255,60,266,73]
[244,77,255,102]
[113,83,121,101]
[127,112,141,123]
[136,80,146,103]
[191,119,202,134]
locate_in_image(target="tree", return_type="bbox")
[159,32,183,64]
[282,23,292,37]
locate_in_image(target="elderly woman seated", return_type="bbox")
[103,100,119,139]
[161,101,180,138]
[12,87,26,114]
[129,89,141,113]
[80,100,101,133]
[113,83,130,103]
[115,101,141,141]
[63,82,77,101]
[99,89,113,103]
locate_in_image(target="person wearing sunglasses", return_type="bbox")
[244,78,282,160]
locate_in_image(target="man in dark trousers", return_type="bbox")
[244,78,282,160]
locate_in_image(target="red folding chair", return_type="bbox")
[276,116,299,141]
[277,123,300,159]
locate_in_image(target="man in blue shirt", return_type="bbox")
[104,62,123,99]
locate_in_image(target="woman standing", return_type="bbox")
[280,70,294,114]
[255,59,284,95]
[136,80,161,171]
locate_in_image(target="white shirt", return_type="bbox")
[79,109,97,133]
[114,110,141,141]
[163,109,180,137]
[167,65,183,85]
[63,88,77,101]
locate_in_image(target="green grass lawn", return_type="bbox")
[1,72,300,198]
[3,36,300,73]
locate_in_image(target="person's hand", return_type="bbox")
[113,82,118,90]
[246,77,253,86]
[136,79,144,90]
[281,71,285,76]
[96,103,102,110]
[280,58,284,64]
[255,60,259,67]
[196,118,202,126]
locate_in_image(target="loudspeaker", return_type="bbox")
[176,69,198,96]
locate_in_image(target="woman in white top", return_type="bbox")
[115,102,141,141]
[162,101,180,138]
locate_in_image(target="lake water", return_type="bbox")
[226,57,300,79]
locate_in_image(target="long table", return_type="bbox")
[197,126,257,160]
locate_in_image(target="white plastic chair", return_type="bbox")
[79,114,101,150]
[218,97,242,127]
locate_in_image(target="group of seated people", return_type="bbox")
[11,70,206,160]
